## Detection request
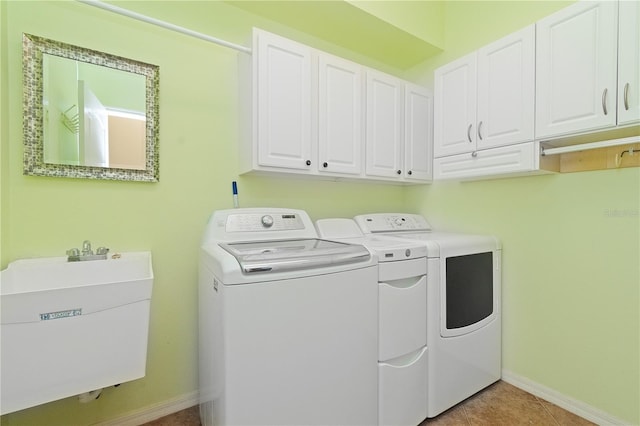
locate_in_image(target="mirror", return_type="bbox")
[23,34,160,182]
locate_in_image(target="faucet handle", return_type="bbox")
[67,248,80,257]
[96,247,110,256]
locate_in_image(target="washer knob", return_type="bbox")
[261,215,274,228]
[394,217,405,226]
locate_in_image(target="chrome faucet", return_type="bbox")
[82,240,93,256]
[67,240,109,262]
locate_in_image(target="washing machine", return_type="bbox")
[355,213,501,419]
[316,218,429,426]
[199,208,378,426]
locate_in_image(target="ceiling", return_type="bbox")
[225,1,443,69]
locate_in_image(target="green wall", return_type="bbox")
[0,2,405,425]
[43,54,80,165]
[77,61,146,112]
[406,1,639,424]
[1,1,638,425]
[408,172,639,424]
[1,0,8,268]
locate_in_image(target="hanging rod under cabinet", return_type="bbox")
[540,135,640,156]
[77,0,252,54]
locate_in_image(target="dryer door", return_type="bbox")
[440,248,500,338]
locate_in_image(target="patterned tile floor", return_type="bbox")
[143,381,595,426]
[420,381,594,426]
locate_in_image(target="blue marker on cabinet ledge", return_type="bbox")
[232,181,239,208]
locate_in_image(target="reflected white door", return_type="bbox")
[79,80,109,167]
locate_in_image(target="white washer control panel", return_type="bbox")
[354,213,432,233]
[226,213,305,232]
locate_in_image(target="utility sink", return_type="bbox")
[0,252,154,415]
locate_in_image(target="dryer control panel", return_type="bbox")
[355,213,432,233]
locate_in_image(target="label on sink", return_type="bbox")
[40,309,82,321]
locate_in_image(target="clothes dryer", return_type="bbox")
[355,213,502,418]
[199,208,378,426]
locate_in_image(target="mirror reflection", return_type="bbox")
[43,55,147,170]
[23,33,160,182]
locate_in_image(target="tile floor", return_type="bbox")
[143,381,595,426]
[419,381,594,426]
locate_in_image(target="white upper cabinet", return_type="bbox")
[255,30,313,171]
[434,25,535,158]
[404,84,433,181]
[366,77,432,182]
[318,53,363,176]
[365,70,404,179]
[434,52,477,157]
[242,28,432,184]
[617,0,640,126]
[434,141,542,181]
[535,1,618,138]
[432,1,637,182]
[476,25,535,149]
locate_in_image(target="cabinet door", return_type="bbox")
[318,54,363,176]
[434,52,477,157]
[535,1,618,139]
[617,0,640,125]
[433,142,538,181]
[365,70,403,178]
[477,25,535,149]
[255,31,312,170]
[404,84,433,181]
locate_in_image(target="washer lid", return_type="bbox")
[219,239,370,274]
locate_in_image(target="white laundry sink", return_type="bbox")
[0,252,154,415]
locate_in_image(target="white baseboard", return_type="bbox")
[502,369,630,426]
[95,390,199,426]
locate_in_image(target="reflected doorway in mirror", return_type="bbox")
[23,33,159,182]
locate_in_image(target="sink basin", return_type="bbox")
[0,252,153,415]
[1,251,151,293]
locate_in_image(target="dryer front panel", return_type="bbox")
[440,249,501,338]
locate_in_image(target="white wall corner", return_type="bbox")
[502,369,630,426]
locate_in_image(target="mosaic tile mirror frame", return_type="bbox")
[22,33,160,182]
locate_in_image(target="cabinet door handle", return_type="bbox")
[396,170,402,175]
[602,88,608,115]
[322,162,328,168]
[467,124,473,143]
[478,121,483,141]
[305,160,311,166]
[624,83,630,111]
[471,151,478,158]
[408,170,413,175]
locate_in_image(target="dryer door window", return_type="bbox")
[442,251,495,337]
